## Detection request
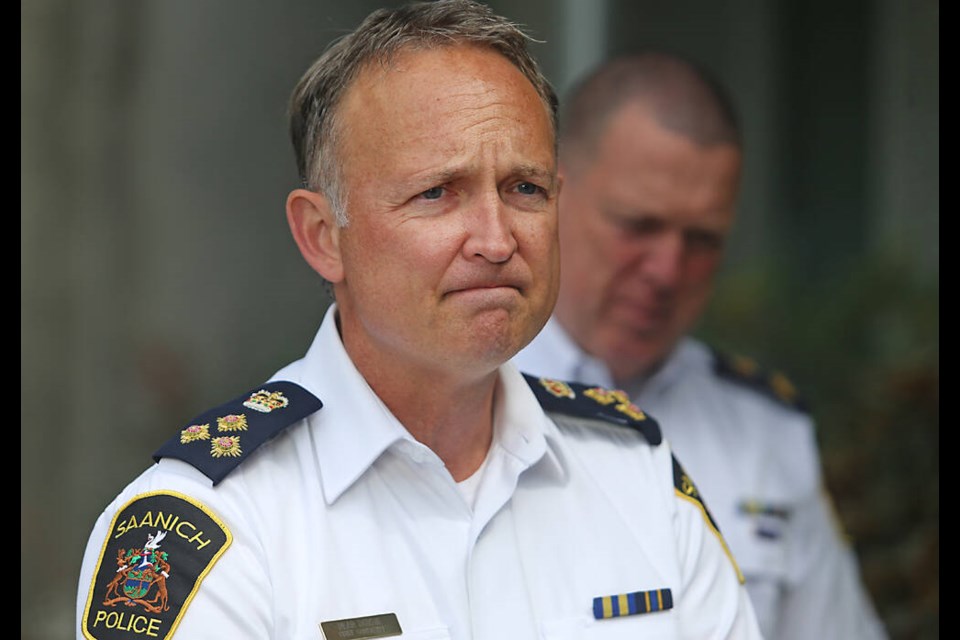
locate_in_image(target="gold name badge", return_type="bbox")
[320,613,402,640]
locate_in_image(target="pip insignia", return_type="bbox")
[210,436,242,458]
[180,424,210,444]
[523,374,662,445]
[217,414,248,432]
[584,387,647,421]
[713,349,807,412]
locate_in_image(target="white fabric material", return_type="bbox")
[514,317,888,640]
[77,306,761,639]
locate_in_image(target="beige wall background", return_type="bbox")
[22,1,938,638]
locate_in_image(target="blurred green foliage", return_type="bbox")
[697,254,939,639]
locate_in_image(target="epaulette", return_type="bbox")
[712,349,809,413]
[523,373,662,445]
[153,381,323,485]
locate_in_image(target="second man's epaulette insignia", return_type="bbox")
[712,349,808,413]
[522,373,662,445]
[153,381,322,485]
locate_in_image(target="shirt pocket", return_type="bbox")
[541,612,677,640]
[737,531,790,635]
[396,629,451,640]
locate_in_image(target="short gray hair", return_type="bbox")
[289,0,558,226]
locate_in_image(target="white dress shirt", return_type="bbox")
[77,306,760,639]
[514,317,887,640]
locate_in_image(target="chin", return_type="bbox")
[599,334,672,376]
[463,322,524,362]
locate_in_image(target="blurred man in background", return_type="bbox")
[514,52,887,639]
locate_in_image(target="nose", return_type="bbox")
[462,194,518,264]
[640,230,684,290]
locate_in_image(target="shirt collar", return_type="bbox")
[270,304,411,504]
[494,361,566,482]
[636,337,711,401]
[515,316,715,402]
[272,305,565,503]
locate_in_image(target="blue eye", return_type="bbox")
[421,186,444,200]
[516,182,540,195]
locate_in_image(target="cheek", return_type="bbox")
[349,220,458,274]
[600,235,654,294]
[562,217,622,281]
[523,213,559,257]
[683,252,723,288]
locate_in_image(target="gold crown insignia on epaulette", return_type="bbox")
[540,378,576,399]
[242,390,290,413]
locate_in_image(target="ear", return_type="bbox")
[286,188,344,283]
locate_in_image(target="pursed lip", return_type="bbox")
[443,275,527,298]
[443,285,523,307]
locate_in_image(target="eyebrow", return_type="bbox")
[405,162,557,191]
[512,163,559,191]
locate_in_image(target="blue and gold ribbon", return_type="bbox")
[592,588,673,619]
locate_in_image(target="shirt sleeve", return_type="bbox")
[774,481,888,640]
[76,461,275,640]
[668,450,765,640]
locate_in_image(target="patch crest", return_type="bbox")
[153,380,323,485]
[81,491,232,640]
[522,373,662,445]
[672,455,745,584]
[712,348,808,413]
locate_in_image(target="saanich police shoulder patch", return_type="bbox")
[672,455,745,584]
[153,380,323,485]
[81,491,231,640]
[712,348,809,413]
[522,373,662,445]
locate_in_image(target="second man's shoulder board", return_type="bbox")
[711,348,809,413]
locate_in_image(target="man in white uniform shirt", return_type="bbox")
[76,4,760,639]
[514,53,886,639]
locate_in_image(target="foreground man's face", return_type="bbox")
[555,104,741,381]
[334,44,559,380]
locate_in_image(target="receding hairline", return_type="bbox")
[560,52,741,169]
[288,1,558,180]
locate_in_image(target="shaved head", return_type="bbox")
[561,52,740,172]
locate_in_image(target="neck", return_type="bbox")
[338,316,498,482]
[376,372,497,482]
